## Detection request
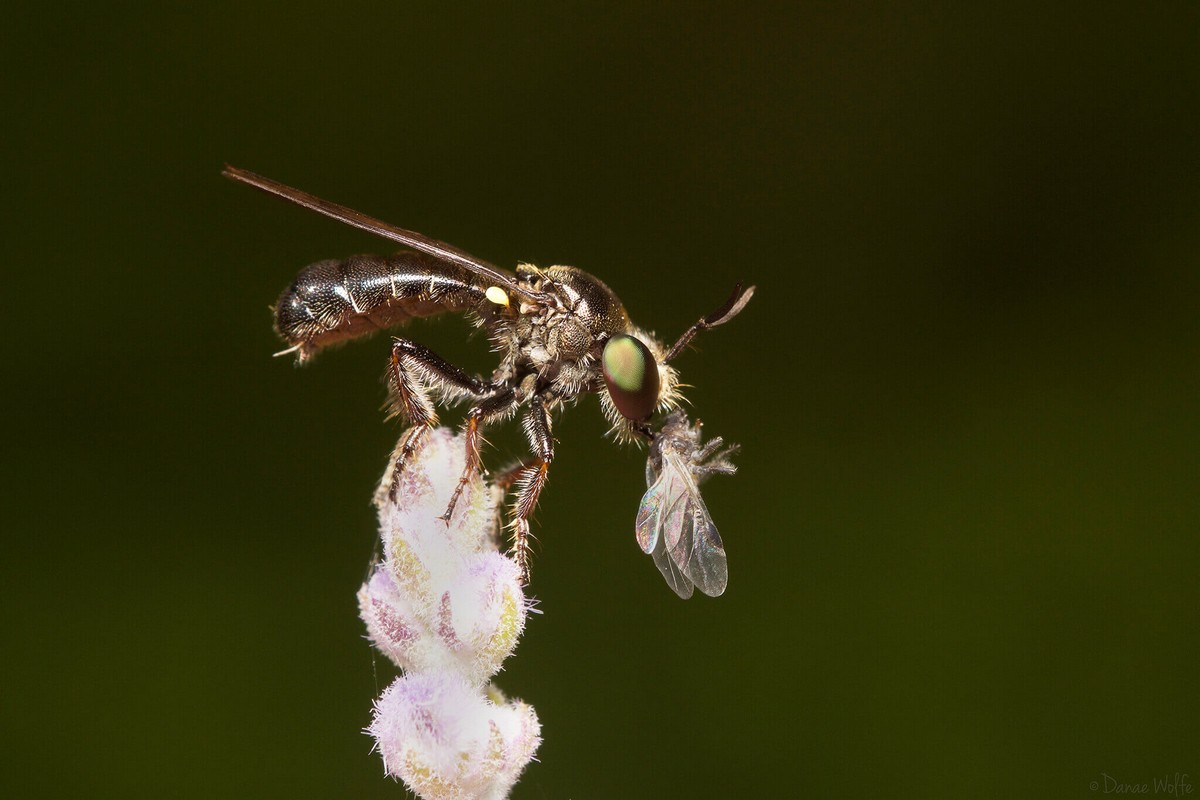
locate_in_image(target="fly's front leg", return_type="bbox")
[384,338,492,501]
[439,387,518,522]
[510,395,554,584]
[663,283,756,363]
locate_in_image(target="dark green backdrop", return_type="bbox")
[5,3,1197,798]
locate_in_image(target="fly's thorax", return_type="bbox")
[507,264,632,385]
[541,266,632,338]
[545,266,633,377]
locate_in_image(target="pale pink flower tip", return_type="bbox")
[369,672,541,800]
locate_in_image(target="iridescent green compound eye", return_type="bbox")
[602,334,661,421]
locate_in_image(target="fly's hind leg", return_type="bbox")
[383,338,494,502]
[487,458,533,545]
[507,395,554,584]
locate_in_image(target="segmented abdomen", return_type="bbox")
[274,251,492,360]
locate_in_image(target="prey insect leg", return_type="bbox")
[384,338,494,501]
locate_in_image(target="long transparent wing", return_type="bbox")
[222,165,550,303]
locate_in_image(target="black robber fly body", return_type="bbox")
[225,166,753,595]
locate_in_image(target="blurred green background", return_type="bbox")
[4,3,1198,798]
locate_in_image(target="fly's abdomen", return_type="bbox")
[274,251,491,360]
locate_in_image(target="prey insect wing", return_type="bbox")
[637,431,730,598]
[672,452,728,595]
[636,450,695,598]
[651,535,695,600]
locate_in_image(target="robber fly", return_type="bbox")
[224,165,753,589]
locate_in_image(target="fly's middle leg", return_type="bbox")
[440,387,518,523]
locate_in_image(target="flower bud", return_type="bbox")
[368,672,541,800]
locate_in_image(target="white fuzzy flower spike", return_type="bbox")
[359,428,540,799]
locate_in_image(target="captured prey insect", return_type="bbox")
[637,411,739,598]
[224,165,754,590]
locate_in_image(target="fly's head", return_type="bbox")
[598,282,756,444]
[595,328,682,443]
